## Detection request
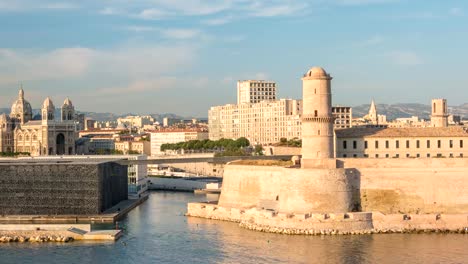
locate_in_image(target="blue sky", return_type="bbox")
[0,0,467,117]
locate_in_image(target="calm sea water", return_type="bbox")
[0,192,467,264]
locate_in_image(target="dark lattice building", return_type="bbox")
[0,159,128,215]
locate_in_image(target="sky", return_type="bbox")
[0,0,467,117]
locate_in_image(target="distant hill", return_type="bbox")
[0,108,189,122]
[352,103,468,121]
[2,103,466,122]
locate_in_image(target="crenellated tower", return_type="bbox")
[301,67,334,168]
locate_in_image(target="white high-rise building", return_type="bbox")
[237,80,277,104]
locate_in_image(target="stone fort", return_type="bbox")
[187,67,468,234]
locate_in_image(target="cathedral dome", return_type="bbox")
[63,97,73,107]
[42,97,55,110]
[10,88,33,121]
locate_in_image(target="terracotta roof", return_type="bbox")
[335,127,468,138]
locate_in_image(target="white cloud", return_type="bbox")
[202,16,233,26]
[138,8,171,20]
[0,44,197,90]
[360,35,385,46]
[123,26,202,39]
[42,2,78,10]
[248,2,308,17]
[160,28,201,39]
[449,7,463,16]
[385,51,424,66]
[335,0,399,5]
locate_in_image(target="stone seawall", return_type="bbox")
[187,203,468,235]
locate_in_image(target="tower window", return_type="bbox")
[343,141,347,149]
[437,140,441,148]
[406,140,410,148]
[396,140,400,149]
[353,141,357,149]
[416,140,420,148]
[375,141,379,149]
[364,141,368,149]
[385,141,389,149]
[449,140,453,148]
[314,110,318,117]
[461,140,464,148]
[427,140,431,148]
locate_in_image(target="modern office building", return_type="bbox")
[0,158,128,215]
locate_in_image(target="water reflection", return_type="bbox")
[0,192,467,264]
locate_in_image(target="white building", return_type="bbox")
[209,99,302,145]
[150,129,209,156]
[117,115,155,129]
[237,80,277,104]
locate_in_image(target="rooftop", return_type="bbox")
[335,126,468,138]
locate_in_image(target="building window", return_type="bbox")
[406,154,410,158]
[353,141,357,149]
[375,154,379,158]
[437,140,441,148]
[396,140,400,149]
[416,154,420,158]
[460,140,464,148]
[416,140,420,148]
[427,153,430,157]
[364,154,369,158]
[385,154,389,158]
[449,153,454,158]
[427,140,430,148]
[353,154,357,158]
[343,141,347,149]
[461,153,464,158]
[395,154,400,158]
[364,141,368,149]
[385,140,389,149]
[406,140,410,148]
[343,154,347,158]
[449,140,453,148]
[375,141,379,149]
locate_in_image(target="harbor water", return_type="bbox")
[0,192,467,264]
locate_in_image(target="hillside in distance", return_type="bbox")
[0,108,189,123]
[352,103,468,121]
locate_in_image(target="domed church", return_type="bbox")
[0,88,78,156]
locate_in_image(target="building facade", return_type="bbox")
[117,115,155,129]
[336,127,468,158]
[209,99,303,145]
[150,129,209,156]
[237,80,277,104]
[332,106,352,129]
[0,89,78,156]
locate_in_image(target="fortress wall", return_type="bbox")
[218,165,356,213]
[339,158,468,214]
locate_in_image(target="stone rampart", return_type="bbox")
[218,165,356,213]
[338,158,468,214]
